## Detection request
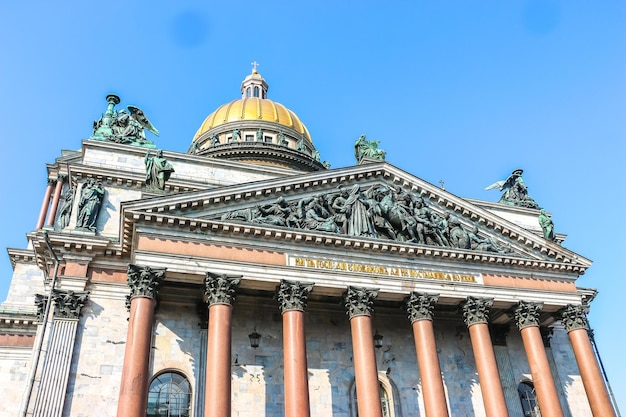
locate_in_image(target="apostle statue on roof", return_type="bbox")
[354,134,386,164]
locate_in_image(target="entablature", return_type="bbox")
[120,162,590,276]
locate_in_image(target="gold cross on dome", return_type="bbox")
[251,61,259,73]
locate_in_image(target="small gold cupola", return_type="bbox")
[241,61,269,99]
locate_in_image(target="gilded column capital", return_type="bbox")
[203,272,241,306]
[343,286,378,318]
[51,289,90,319]
[461,296,493,326]
[559,304,589,333]
[276,279,314,313]
[514,301,543,330]
[127,264,166,301]
[404,292,439,323]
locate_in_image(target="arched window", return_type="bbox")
[253,86,260,97]
[246,87,251,97]
[518,381,540,417]
[351,373,400,417]
[147,371,191,417]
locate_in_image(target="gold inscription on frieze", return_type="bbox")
[292,257,477,283]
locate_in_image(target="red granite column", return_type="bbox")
[461,297,509,417]
[277,280,315,417]
[515,301,564,417]
[344,286,383,417]
[560,305,616,417]
[117,265,166,417]
[46,175,66,227]
[405,293,449,417]
[36,179,55,229]
[203,272,241,417]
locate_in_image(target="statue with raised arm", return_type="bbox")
[538,209,555,241]
[354,134,386,163]
[145,149,175,191]
[484,169,540,209]
[91,95,158,148]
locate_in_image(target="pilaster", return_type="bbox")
[31,289,89,417]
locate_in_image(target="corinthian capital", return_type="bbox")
[343,286,378,318]
[405,292,439,323]
[559,304,589,333]
[51,289,90,319]
[203,272,241,306]
[461,296,493,326]
[276,279,314,313]
[127,264,166,300]
[34,294,49,322]
[514,301,543,330]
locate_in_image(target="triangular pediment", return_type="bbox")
[121,162,590,275]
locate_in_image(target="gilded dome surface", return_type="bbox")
[193,98,312,144]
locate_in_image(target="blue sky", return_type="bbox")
[1,0,624,411]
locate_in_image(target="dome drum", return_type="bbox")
[192,120,315,155]
[199,141,325,171]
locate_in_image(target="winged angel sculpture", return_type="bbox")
[485,169,540,209]
[91,94,159,147]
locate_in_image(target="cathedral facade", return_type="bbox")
[0,69,617,417]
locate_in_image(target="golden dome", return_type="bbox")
[193,98,312,144]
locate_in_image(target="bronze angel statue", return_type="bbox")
[91,94,159,148]
[485,169,541,209]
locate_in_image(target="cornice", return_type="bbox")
[0,310,38,335]
[8,248,37,269]
[28,230,118,271]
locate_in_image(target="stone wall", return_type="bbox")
[0,347,32,416]
[0,262,45,311]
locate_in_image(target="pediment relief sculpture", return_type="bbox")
[218,182,513,255]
